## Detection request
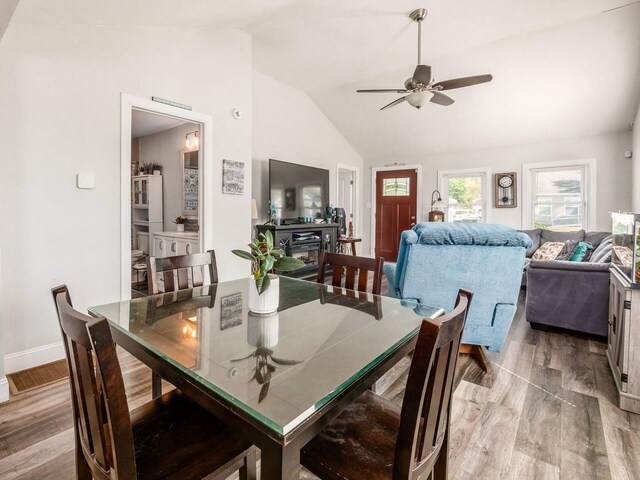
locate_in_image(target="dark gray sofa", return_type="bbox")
[519,229,612,337]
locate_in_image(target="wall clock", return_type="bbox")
[494,172,517,208]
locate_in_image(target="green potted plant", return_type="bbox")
[232,231,304,313]
[174,216,187,232]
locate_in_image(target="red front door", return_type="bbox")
[375,169,418,262]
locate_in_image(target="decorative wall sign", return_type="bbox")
[220,293,243,330]
[222,160,245,194]
[494,172,517,208]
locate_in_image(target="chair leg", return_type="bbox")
[239,449,257,480]
[151,372,162,399]
[459,344,492,374]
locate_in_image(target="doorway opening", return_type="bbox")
[129,110,202,297]
[371,166,421,262]
[336,165,359,239]
[120,94,213,300]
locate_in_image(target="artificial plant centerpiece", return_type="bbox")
[232,231,304,313]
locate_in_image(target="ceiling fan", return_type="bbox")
[357,8,493,110]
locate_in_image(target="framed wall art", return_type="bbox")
[222,159,245,194]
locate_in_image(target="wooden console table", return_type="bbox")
[607,267,640,414]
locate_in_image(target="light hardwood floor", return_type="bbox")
[1,290,639,479]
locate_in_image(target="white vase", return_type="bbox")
[248,274,279,314]
[247,311,279,348]
[153,170,161,175]
[176,224,185,232]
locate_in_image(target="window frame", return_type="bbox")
[438,167,492,223]
[522,159,596,231]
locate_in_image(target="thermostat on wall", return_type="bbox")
[77,174,95,189]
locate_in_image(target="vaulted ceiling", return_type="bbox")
[9,0,640,158]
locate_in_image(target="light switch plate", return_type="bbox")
[77,174,95,189]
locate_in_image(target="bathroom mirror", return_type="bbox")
[182,148,199,216]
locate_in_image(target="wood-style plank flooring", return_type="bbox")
[1,290,639,479]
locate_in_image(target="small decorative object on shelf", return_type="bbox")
[266,201,277,225]
[173,216,187,232]
[494,172,517,208]
[429,190,446,222]
[151,163,163,175]
[325,204,335,223]
[232,231,305,313]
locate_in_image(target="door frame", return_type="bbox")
[120,94,213,300]
[336,163,360,238]
[370,164,422,258]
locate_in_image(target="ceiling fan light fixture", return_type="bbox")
[406,90,433,109]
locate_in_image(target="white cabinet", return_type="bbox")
[152,233,200,259]
[132,175,163,254]
[607,268,640,414]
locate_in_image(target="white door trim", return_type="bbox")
[521,159,596,230]
[370,164,423,258]
[336,163,360,238]
[120,94,213,300]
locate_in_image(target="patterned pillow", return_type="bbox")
[532,242,565,260]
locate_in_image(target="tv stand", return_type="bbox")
[256,223,339,278]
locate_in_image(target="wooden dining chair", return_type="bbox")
[301,289,473,480]
[316,251,384,295]
[52,285,256,480]
[147,250,218,295]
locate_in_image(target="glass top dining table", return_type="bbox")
[89,276,443,476]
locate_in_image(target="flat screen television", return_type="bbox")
[269,159,330,222]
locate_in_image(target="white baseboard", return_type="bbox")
[4,341,65,374]
[0,377,8,403]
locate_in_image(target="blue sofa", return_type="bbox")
[384,223,531,352]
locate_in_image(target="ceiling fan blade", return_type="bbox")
[430,91,455,106]
[357,89,409,93]
[412,65,431,85]
[380,96,406,110]
[433,74,493,91]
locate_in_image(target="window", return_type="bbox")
[439,169,490,223]
[382,177,410,196]
[530,165,587,230]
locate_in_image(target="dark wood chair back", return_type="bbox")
[51,285,137,480]
[147,250,218,295]
[316,252,384,295]
[393,289,473,479]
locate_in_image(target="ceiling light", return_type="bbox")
[406,91,433,109]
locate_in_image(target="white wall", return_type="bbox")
[0,24,252,371]
[252,70,364,235]
[633,104,640,212]
[138,123,199,229]
[363,131,632,255]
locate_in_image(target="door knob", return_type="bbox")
[410,222,416,226]
[411,216,416,220]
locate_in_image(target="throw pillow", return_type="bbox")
[556,240,578,261]
[591,238,613,263]
[569,242,593,262]
[532,241,565,260]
